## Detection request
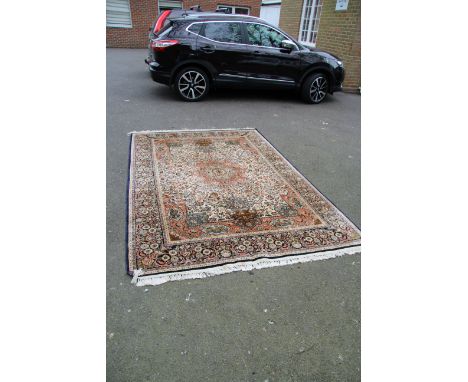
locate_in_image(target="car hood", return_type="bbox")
[302,47,341,62]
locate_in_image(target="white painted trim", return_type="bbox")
[298,0,308,42]
[107,24,133,29]
[132,246,361,286]
[301,42,316,48]
[158,0,182,9]
[217,4,250,15]
[306,0,317,44]
[298,0,322,46]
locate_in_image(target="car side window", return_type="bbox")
[202,22,242,43]
[246,23,285,48]
[187,23,202,35]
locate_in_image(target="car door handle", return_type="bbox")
[200,45,215,53]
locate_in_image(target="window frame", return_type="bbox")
[186,22,203,35]
[298,0,323,47]
[106,0,133,29]
[216,4,250,15]
[186,21,299,51]
[245,23,288,49]
[198,21,244,44]
[158,0,183,13]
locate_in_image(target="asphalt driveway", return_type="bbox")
[107,48,360,382]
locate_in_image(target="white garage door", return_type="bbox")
[260,2,282,27]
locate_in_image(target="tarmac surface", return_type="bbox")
[107,48,361,382]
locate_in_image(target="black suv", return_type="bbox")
[146,10,344,104]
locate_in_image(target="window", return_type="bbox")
[299,0,323,46]
[187,23,202,35]
[106,0,132,28]
[246,24,284,48]
[216,5,250,15]
[156,24,173,38]
[158,0,182,12]
[202,22,243,43]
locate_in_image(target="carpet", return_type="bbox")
[128,129,360,286]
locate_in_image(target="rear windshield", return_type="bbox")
[154,22,172,38]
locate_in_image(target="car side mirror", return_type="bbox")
[280,40,295,52]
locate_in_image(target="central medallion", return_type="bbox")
[196,160,245,185]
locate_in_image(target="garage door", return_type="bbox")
[260,1,282,27]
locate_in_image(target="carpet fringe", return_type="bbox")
[132,245,361,286]
[127,127,256,136]
[130,268,144,284]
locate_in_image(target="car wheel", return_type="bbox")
[301,73,329,104]
[175,67,210,102]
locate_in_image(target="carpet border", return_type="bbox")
[254,128,361,231]
[127,133,137,275]
[133,245,361,286]
[126,128,361,281]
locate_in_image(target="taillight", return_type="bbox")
[151,39,179,51]
[154,10,171,33]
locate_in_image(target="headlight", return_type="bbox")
[336,60,343,67]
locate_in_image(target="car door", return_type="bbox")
[196,21,248,83]
[242,23,302,86]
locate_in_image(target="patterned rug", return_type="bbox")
[128,129,360,286]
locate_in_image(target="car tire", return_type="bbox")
[301,73,329,104]
[174,67,210,102]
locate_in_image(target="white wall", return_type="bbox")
[260,4,281,27]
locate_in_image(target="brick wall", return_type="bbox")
[315,0,360,92]
[278,0,302,38]
[106,0,262,48]
[182,1,261,17]
[278,0,361,92]
[106,0,158,48]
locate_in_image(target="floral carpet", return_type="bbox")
[128,129,360,285]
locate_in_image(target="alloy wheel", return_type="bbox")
[309,76,328,103]
[178,71,207,100]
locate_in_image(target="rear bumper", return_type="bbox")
[148,61,171,85]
